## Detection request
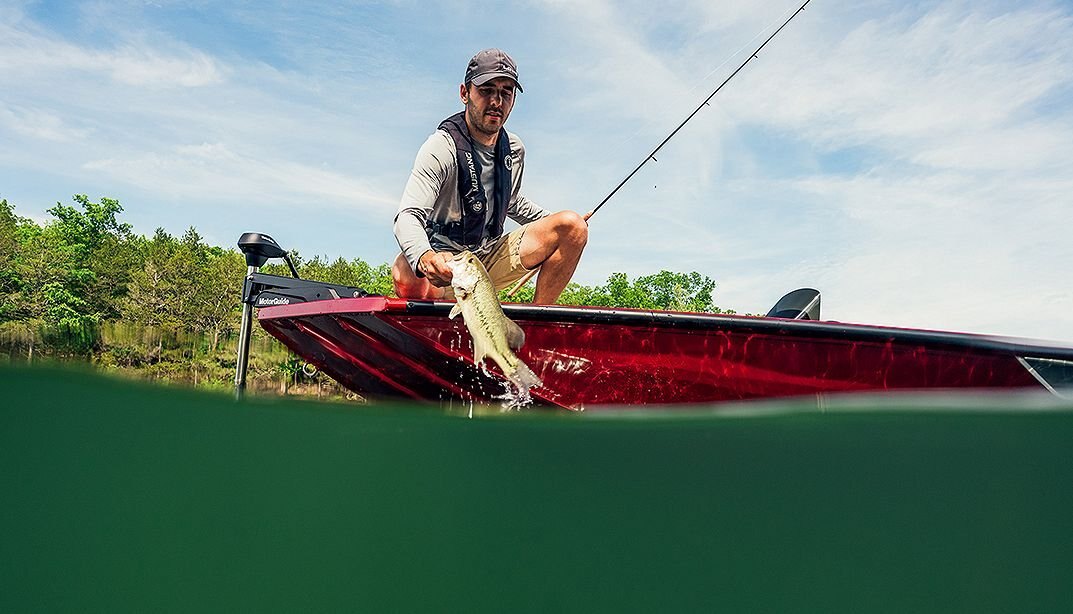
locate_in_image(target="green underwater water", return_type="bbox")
[2,365,1073,613]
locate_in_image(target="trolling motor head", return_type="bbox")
[239,232,287,268]
[238,232,299,278]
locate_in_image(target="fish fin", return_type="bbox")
[505,317,526,350]
[449,302,462,319]
[471,331,491,365]
[508,361,542,390]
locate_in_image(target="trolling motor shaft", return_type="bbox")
[234,232,293,400]
[234,268,257,400]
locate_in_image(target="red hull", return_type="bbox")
[258,297,1072,409]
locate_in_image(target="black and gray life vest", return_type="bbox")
[431,112,511,248]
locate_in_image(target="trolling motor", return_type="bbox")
[233,232,369,399]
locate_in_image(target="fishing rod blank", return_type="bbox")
[507,0,813,297]
[589,0,812,218]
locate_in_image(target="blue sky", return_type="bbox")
[2,0,1073,343]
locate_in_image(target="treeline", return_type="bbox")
[0,195,726,398]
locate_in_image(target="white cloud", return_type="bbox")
[0,103,91,142]
[104,45,225,87]
[83,142,397,211]
[727,4,1073,155]
[0,9,405,226]
[0,20,224,89]
[910,123,1073,172]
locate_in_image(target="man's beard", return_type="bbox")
[466,103,503,138]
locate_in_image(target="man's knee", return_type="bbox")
[394,275,432,299]
[554,210,588,248]
[392,254,421,298]
[392,255,445,299]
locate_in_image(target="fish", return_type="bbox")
[446,251,542,397]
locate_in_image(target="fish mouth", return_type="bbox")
[445,254,467,271]
[447,253,479,293]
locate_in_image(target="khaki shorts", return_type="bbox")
[441,225,532,300]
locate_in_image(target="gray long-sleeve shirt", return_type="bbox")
[393,129,549,273]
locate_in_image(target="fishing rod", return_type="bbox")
[507,0,813,297]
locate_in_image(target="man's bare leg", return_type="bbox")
[392,252,446,299]
[519,211,589,304]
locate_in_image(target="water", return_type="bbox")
[0,320,341,397]
[492,377,534,411]
[3,364,1073,612]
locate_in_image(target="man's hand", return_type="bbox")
[418,251,454,287]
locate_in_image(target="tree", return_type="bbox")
[47,195,138,321]
[121,229,196,357]
[263,253,394,297]
[14,214,102,355]
[47,194,132,249]
[1,195,140,355]
[193,248,244,352]
[0,196,134,354]
[121,227,245,358]
[634,270,720,313]
[507,270,724,313]
[0,199,22,321]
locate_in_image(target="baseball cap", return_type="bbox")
[464,48,523,92]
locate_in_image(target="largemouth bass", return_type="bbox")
[446,251,542,395]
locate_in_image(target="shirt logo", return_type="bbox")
[463,152,479,192]
[463,150,484,212]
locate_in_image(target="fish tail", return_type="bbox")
[508,361,542,391]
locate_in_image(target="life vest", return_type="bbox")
[431,112,511,248]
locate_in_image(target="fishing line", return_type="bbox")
[692,3,804,90]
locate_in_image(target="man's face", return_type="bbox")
[461,77,516,139]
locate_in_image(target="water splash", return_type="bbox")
[493,377,536,411]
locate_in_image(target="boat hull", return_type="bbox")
[257,297,1073,409]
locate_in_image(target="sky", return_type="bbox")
[2,0,1072,344]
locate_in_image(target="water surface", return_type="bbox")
[3,366,1071,612]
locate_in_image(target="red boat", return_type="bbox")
[234,234,1073,408]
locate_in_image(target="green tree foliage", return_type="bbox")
[263,253,394,297]
[47,194,138,321]
[122,228,193,332]
[503,270,725,313]
[602,270,722,312]
[13,211,95,352]
[0,195,142,354]
[0,199,22,321]
[196,247,245,352]
[120,227,245,352]
[1,195,732,394]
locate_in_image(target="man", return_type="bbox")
[392,48,588,304]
